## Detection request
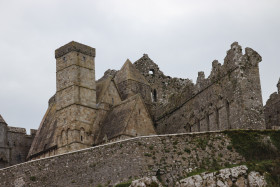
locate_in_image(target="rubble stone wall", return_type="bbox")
[0,131,245,186]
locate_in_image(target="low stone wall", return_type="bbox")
[0,131,245,186]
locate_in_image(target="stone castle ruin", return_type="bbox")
[0,41,277,169]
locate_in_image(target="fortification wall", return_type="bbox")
[153,42,265,134]
[0,131,245,186]
[7,127,36,166]
[0,125,36,169]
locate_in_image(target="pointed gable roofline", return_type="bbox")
[0,114,7,124]
[95,93,154,144]
[114,59,149,85]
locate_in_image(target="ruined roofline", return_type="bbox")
[154,42,262,120]
[55,41,96,59]
[134,53,192,82]
[154,66,239,121]
[194,42,261,91]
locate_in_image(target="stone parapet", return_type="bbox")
[55,41,95,59]
[7,126,27,134]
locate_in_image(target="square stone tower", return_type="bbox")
[55,41,97,154]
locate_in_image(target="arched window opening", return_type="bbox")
[151,89,157,102]
[216,108,220,130]
[80,128,85,143]
[149,69,155,75]
[226,101,231,129]
[206,114,210,131]
[197,119,201,132]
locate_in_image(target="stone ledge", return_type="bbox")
[55,41,95,58]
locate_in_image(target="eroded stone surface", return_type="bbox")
[176,165,266,187]
[130,176,163,187]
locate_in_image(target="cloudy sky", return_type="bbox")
[0,0,279,132]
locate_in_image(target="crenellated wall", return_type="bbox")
[135,42,265,134]
[0,120,36,169]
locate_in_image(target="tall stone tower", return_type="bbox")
[55,41,97,154]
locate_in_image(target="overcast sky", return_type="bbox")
[0,0,279,132]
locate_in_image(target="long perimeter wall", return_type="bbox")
[0,131,254,187]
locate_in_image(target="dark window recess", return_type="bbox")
[17,154,22,162]
[81,136,83,141]
[83,56,86,61]
[152,89,157,102]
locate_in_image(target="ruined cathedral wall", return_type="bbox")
[134,54,193,105]
[155,43,265,134]
[116,79,151,103]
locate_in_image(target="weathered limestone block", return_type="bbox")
[176,165,266,187]
[130,176,163,187]
[248,171,267,187]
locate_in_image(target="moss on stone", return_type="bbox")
[224,130,280,161]
[115,180,132,187]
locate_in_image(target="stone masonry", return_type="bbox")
[135,42,265,134]
[0,115,36,169]
[0,41,272,170]
[264,78,280,130]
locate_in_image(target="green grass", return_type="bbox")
[246,159,280,186]
[224,130,280,161]
[115,180,132,187]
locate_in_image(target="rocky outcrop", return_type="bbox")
[176,165,267,187]
[130,176,163,187]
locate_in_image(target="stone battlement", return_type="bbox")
[55,41,96,58]
[7,126,27,134]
